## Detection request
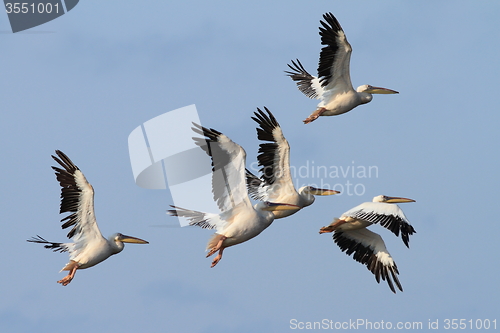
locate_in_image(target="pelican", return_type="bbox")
[285,12,398,124]
[168,124,300,267]
[246,107,339,218]
[28,150,149,286]
[319,195,416,293]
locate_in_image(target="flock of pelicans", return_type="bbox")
[28,13,415,293]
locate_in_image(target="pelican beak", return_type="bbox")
[384,196,415,203]
[308,187,340,196]
[262,202,301,211]
[118,234,149,244]
[365,86,399,94]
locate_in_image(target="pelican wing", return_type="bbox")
[285,59,324,100]
[333,228,403,293]
[248,107,296,200]
[245,168,267,201]
[317,12,354,93]
[27,235,74,253]
[343,202,416,247]
[192,124,251,213]
[167,205,228,232]
[51,150,105,246]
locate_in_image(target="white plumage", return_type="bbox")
[286,12,398,124]
[246,107,339,218]
[319,195,416,293]
[28,150,149,286]
[168,124,299,267]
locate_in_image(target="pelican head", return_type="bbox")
[108,233,149,255]
[373,195,415,203]
[357,84,399,95]
[259,201,301,211]
[115,233,149,244]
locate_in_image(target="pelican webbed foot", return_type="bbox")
[206,235,226,258]
[319,226,335,234]
[319,219,347,234]
[210,247,225,268]
[57,266,78,286]
[303,107,327,124]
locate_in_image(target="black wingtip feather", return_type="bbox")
[245,168,265,200]
[250,107,284,186]
[50,150,85,239]
[285,59,319,99]
[27,235,68,253]
[317,12,347,88]
[352,209,416,248]
[333,231,403,293]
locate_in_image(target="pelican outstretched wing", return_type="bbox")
[192,124,250,213]
[51,150,105,247]
[27,235,74,253]
[167,205,227,231]
[317,12,353,93]
[245,168,266,201]
[285,59,324,100]
[343,202,416,247]
[333,228,403,293]
[247,107,296,200]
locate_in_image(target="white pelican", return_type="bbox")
[168,124,300,268]
[28,150,149,286]
[286,12,399,124]
[246,107,339,218]
[319,195,416,293]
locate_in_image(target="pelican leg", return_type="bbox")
[57,266,78,286]
[206,235,226,258]
[211,247,225,268]
[319,219,346,234]
[303,107,327,124]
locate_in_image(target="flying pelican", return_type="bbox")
[285,12,398,124]
[319,195,416,293]
[246,107,339,218]
[28,150,149,286]
[168,124,300,268]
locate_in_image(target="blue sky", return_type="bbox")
[1,1,499,332]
